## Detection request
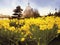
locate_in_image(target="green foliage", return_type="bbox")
[13,6,23,19]
[27,24,58,45]
[0,28,26,45]
[9,20,25,28]
[9,21,17,27]
[0,23,58,45]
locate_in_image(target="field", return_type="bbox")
[0,16,60,45]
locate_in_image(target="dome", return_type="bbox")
[22,3,34,18]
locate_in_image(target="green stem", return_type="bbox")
[37,39,40,45]
[15,42,19,45]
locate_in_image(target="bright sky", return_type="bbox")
[0,0,60,16]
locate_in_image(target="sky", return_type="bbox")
[0,0,60,16]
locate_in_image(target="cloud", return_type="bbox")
[38,7,55,16]
[0,0,60,16]
[29,0,59,8]
[0,0,18,8]
[0,8,13,16]
[0,0,20,15]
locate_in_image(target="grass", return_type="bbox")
[49,34,60,45]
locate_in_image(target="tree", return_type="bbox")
[54,9,60,17]
[13,6,23,19]
[33,9,40,18]
[47,12,53,16]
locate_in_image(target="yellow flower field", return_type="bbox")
[0,16,60,45]
[0,16,60,34]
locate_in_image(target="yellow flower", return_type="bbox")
[21,25,30,31]
[8,26,15,31]
[47,24,53,29]
[57,30,60,33]
[39,25,47,30]
[21,38,25,42]
[0,25,3,29]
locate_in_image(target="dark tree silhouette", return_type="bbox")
[47,12,53,16]
[12,5,23,19]
[54,10,60,17]
[33,9,40,18]
[53,8,60,17]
